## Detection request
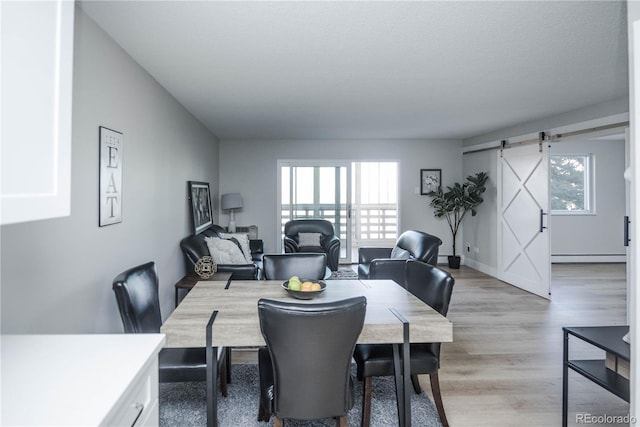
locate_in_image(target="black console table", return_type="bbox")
[562,326,630,427]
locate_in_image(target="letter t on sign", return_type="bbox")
[99,126,123,226]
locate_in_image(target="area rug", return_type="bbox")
[159,364,442,426]
[327,265,359,280]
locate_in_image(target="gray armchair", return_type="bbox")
[358,230,442,284]
[283,219,341,271]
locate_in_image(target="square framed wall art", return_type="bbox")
[420,169,441,195]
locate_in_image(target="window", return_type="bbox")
[279,161,399,263]
[550,154,593,213]
[353,162,398,242]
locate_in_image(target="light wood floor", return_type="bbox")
[234,263,628,426]
[436,263,628,427]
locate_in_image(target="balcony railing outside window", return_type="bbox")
[354,203,397,243]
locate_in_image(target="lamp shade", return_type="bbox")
[221,193,243,210]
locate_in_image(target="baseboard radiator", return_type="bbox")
[552,254,626,263]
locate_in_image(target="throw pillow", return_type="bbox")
[298,232,322,247]
[226,237,245,254]
[218,232,253,263]
[390,246,412,259]
[204,237,247,265]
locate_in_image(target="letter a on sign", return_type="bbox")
[99,126,123,226]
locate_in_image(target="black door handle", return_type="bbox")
[624,215,631,247]
[539,209,547,233]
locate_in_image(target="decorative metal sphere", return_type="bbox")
[195,256,217,279]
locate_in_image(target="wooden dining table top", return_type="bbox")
[161,279,453,348]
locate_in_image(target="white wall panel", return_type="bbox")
[1,1,74,224]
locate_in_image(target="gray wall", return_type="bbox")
[218,139,462,256]
[461,150,498,275]
[0,8,219,333]
[550,137,626,261]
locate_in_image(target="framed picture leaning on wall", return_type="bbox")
[188,181,213,234]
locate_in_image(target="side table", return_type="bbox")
[562,325,630,427]
[174,272,233,307]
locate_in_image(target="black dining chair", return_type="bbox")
[353,260,455,427]
[112,261,228,395]
[257,296,367,426]
[261,253,328,280]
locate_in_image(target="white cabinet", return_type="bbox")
[1,334,165,426]
[1,0,74,225]
[101,356,159,427]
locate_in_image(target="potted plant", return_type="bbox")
[426,171,489,268]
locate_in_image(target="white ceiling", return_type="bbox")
[79,1,629,141]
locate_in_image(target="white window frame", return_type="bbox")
[550,153,595,215]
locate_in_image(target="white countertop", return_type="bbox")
[1,334,165,426]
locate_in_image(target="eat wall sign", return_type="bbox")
[99,126,123,226]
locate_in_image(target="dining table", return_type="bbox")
[160,278,453,427]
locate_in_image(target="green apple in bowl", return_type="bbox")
[287,276,302,291]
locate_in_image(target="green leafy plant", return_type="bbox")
[427,172,489,257]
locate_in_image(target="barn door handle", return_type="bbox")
[539,210,547,233]
[624,215,631,247]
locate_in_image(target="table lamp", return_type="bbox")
[221,193,243,232]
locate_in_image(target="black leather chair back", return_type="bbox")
[396,230,442,266]
[283,219,341,271]
[112,261,162,333]
[405,259,455,362]
[112,262,230,388]
[258,297,366,420]
[284,219,335,242]
[405,259,454,316]
[262,253,327,280]
[358,230,442,284]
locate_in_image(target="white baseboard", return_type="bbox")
[462,257,498,277]
[440,254,625,266]
[552,255,626,263]
[436,255,448,265]
[435,255,499,277]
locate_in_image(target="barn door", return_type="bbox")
[497,142,551,299]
